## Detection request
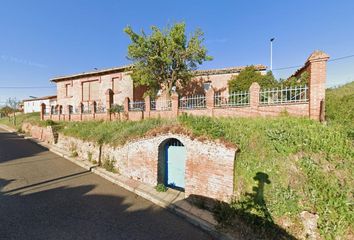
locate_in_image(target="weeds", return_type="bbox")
[102,156,117,173]
[155,183,167,192]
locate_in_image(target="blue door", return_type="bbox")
[165,139,186,190]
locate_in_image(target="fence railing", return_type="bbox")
[129,101,145,111]
[95,104,106,113]
[179,95,206,109]
[214,91,250,107]
[260,85,309,105]
[150,99,172,111]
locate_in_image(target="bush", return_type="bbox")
[228,67,278,92]
[102,156,117,173]
[155,183,167,192]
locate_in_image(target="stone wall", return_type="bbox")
[56,133,236,202]
[22,122,55,144]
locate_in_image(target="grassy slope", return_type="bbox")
[1,83,352,239]
[0,112,44,130]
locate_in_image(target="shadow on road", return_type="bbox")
[0,131,48,163]
[0,177,212,240]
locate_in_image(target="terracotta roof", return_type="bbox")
[50,64,267,82]
[22,95,57,102]
[50,65,133,82]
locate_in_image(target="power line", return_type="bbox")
[272,54,354,71]
[0,86,55,89]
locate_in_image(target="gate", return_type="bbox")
[164,139,186,190]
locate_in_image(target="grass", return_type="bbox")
[2,82,353,239]
[60,118,173,146]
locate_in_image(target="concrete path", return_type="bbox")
[0,127,213,240]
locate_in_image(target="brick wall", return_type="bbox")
[56,133,236,202]
[44,51,329,122]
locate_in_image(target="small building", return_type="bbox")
[23,95,57,114]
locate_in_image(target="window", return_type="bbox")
[82,81,99,101]
[65,84,73,97]
[203,82,211,91]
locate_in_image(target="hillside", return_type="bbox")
[0,83,353,239]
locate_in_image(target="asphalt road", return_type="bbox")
[0,127,212,240]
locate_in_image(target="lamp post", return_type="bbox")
[270,38,275,71]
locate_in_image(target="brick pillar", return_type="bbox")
[90,101,96,119]
[66,105,71,121]
[79,103,83,121]
[105,89,113,121]
[250,82,260,111]
[40,103,45,121]
[205,88,215,117]
[144,95,151,119]
[123,97,130,120]
[307,51,330,121]
[171,93,179,118]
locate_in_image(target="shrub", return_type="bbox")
[155,183,167,192]
[102,156,117,173]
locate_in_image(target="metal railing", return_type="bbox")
[179,95,206,109]
[260,85,309,105]
[129,101,145,111]
[214,91,250,107]
[151,99,172,111]
[95,104,106,113]
[82,103,91,114]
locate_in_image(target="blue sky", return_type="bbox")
[1,0,354,103]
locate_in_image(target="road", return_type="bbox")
[0,127,212,240]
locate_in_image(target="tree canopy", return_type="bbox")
[228,66,278,92]
[124,23,212,96]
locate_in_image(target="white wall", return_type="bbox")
[24,99,51,113]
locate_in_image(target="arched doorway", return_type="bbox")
[158,138,186,191]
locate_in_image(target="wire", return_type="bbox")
[0,86,55,89]
[272,54,354,71]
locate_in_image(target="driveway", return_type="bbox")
[0,127,212,240]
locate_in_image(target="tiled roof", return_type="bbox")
[22,95,57,102]
[50,64,267,82]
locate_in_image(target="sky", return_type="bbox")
[1,0,354,104]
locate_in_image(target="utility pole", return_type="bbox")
[270,38,275,71]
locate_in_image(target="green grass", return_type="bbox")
[60,118,173,146]
[326,81,354,139]
[0,112,43,130]
[2,82,353,239]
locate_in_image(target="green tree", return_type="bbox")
[124,23,212,96]
[228,66,278,92]
[280,71,309,87]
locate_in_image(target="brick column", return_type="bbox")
[90,101,96,119]
[171,93,179,118]
[144,95,151,119]
[250,82,260,110]
[205,88,215,117]
[123,97,130,120]
[307,51,330,121]
[79,103,83,121]
[66,105,71,121]
[105,89,113,121]
[40,103,45,121]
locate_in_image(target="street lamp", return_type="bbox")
[270,38,275,71]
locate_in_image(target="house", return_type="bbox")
[50,64,266,115]
[23,95,57,114]
[44,51,329,122]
